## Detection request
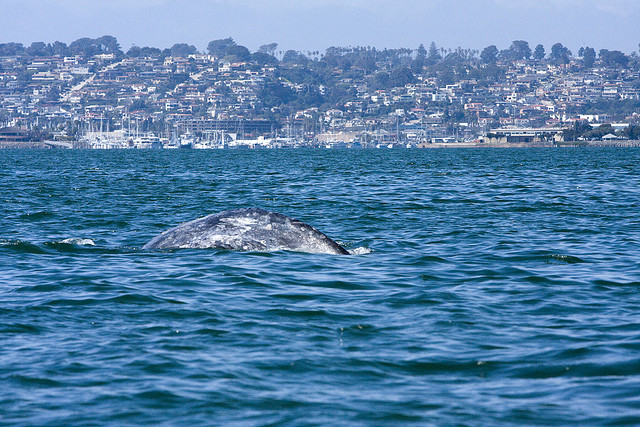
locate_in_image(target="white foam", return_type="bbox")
[60,238,96,246]
[349,247,372,255]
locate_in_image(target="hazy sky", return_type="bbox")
[2,0,639,54]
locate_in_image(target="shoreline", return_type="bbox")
[2,140,640,149]
[423,140,640,148]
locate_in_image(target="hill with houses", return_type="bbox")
[1,37,639,148]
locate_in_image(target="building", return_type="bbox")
[484,127,566,144]
[0,126,29,143]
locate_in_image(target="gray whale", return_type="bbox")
[143,208,349,255]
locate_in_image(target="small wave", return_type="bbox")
[19,211,55,220]
[415,255,449,263]
[266,308,330,318]
[134,389,186,405]
[494,252,588,265]
[0,239,48,254]
[2,238,98,254]
[193,327,229,337]
[349,246,373,255]
[40,294,185,307]
[547,254,587,264]
[43,239,100,253]
[59,238,96,246]
[9,374,63,388]
[1,323,43,334]
[338,323,378,334]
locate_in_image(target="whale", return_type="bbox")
[143,208,349,255]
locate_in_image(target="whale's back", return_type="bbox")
[143,208,349,255]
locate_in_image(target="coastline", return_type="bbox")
[2,140,640,149]
[0,141,73,149]
[422,140,640,148]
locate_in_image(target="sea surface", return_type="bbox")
[2,147,640,425]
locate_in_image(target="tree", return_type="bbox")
[599,49,629,68]
[127,45,162,58]
[356,52,377,74]
[389,67,415,87]
[533,44,545,60]
[68,36,121,57]
[437,66,455,87]
[549,43,571,64]
[428,42,442,62]
[507,40,531,60]
[563,120,593,141]
[582,47,596,68]
[46,86,60,102]
[373,72,390,89]
[282,50,300,63]
[26,42,50,56]
[170,43,197,57]
[0,42,25,56]
[258,43,278,56]
[259,81,296,107]
[416,43,427,60]
[621,125,640,140]
[95,35,121,55]
[69,38,99,56]
[207,38,235,57]
[480,45,499,64]
[251,52,278,65]
[225,44,251,61]
[127,45,142,57]
[51,41,69,56]
[411,43,427,74]
[583,124,615,140]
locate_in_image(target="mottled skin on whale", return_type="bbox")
[143,208,349,255]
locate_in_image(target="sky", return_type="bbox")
[1,0,639,55]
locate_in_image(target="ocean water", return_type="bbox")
[2,148,640,425]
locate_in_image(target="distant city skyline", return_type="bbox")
[2,0,639,54]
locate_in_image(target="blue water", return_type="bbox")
[2,148,640,425]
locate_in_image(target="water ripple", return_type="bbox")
[2,149,640,424]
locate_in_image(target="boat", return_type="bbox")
[179,132,194,149]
